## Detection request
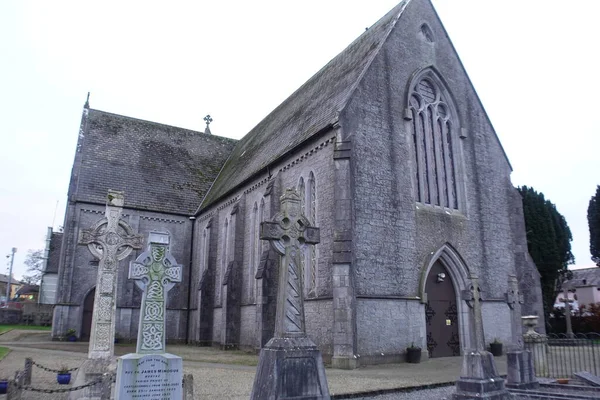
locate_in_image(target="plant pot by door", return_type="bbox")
[0,380,8,394]
[490,343,503,356]
[406,348,422,363]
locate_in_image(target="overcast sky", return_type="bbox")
[1,1,599,280]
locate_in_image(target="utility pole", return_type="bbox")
[5,247,16,306]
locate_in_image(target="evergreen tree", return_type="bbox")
[518,186,574,322]
[589,185,600,266]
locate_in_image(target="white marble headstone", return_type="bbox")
[115,353,182,400]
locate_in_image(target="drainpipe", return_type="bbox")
[185,216,196,344]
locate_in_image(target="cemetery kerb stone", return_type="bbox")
[453,274,514,400]
[250,188,330,400]
[69,190,144,400]
[115,231,183,400]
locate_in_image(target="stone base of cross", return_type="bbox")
[250,188,330,400]
[453,274,513,400]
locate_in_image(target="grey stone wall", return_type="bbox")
[193,134,337,354]
[52,202,193,341]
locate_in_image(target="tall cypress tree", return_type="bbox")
[518,186,574,321]
[589,185,600,266]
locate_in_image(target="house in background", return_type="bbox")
[0,274,23,304]
[556,268,600,311]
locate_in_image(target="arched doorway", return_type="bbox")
[81,289,95,341]
[424,261,460,357]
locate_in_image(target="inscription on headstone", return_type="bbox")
[117,354,182,400]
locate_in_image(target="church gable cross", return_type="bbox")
[260,188,320,337]
[78,190,144,359]
[129,231,182,354]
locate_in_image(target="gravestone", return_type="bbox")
[250,188,330,400]
[70,190,144,400]
[115,231,183,400]
[453,274,513,400]
[505,275,538,390]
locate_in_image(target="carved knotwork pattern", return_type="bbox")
[164,267,181,281]
[147,281,163,300]
[425,301,436,325]
[427,331,437,356]
[94,324,111,351]
[144,302,163,321]
[130,263,149,279]
[100,273,114,294]
[447,332,461,356]
[444,303,458,324]
[97,296,112,322]
[141,323,163,351]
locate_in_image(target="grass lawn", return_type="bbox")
[0,346,10,360]
[0,325,52,334]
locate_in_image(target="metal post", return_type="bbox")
[5,247,16,306]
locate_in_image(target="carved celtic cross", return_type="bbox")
[468,274,486,352]
[260,188,320,338]
[78,190,143,359]
[507,275,524,349]
[129,232,182,354]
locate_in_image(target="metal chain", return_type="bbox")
[10,373,114,393]
[31,360,79,373]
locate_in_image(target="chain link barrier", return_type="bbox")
[10,373,114,394]
[31,360,79,373]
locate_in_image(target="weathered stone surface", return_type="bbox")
[506,350,539,390]
[115,353,182,400]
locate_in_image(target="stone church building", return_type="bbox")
[52,0,544,368]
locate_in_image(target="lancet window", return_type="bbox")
[408,69,460,209]
[248,202,258,299]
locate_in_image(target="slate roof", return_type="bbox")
[75,110,238,215]
[200,0,410,208]
[45,232,63,274]
[0,274,22,284]
[563,268,600,288]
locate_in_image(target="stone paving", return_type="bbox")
[0,330,509,399]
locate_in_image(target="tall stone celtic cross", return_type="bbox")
[507,275,524,350]
[468,273,486,352]
[79,190,144,359]
[129,231,182,354]
[260,188,320,337]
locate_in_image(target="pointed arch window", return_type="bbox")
[408,68,460,209]
[297,177,306,288]
[307,172,317,293]
[220,218,229,301]
[249,202,258,299]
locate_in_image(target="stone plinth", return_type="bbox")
[68,358,116,400]
[506,350,539,389]
[523,332,548,377]
[453,351,514,400]
[250,337,330,400]
[115,353,182,400]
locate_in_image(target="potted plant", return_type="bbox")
[0,377,8,394]
[406,342,422,363]
[57,366,71,385]
[65,328,77,342]
[489,338,503,356]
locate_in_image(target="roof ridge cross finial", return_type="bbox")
[203,114,213,135]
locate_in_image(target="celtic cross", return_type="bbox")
[204,114,213,126]
[507,275,524,349]
[79,190,143,359]
[468,274,486,352]
[129,232,182,354]
[260,188,320,337]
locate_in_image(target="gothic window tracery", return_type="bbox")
[408,69,459,209]
[249,202,258,300]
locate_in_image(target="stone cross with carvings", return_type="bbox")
[506,275,524,350]
[468,273,486,352]
[79,190,144,359]
[129,232,182,354]
[260,188,320,337]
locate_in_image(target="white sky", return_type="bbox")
[1,1,599,280]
